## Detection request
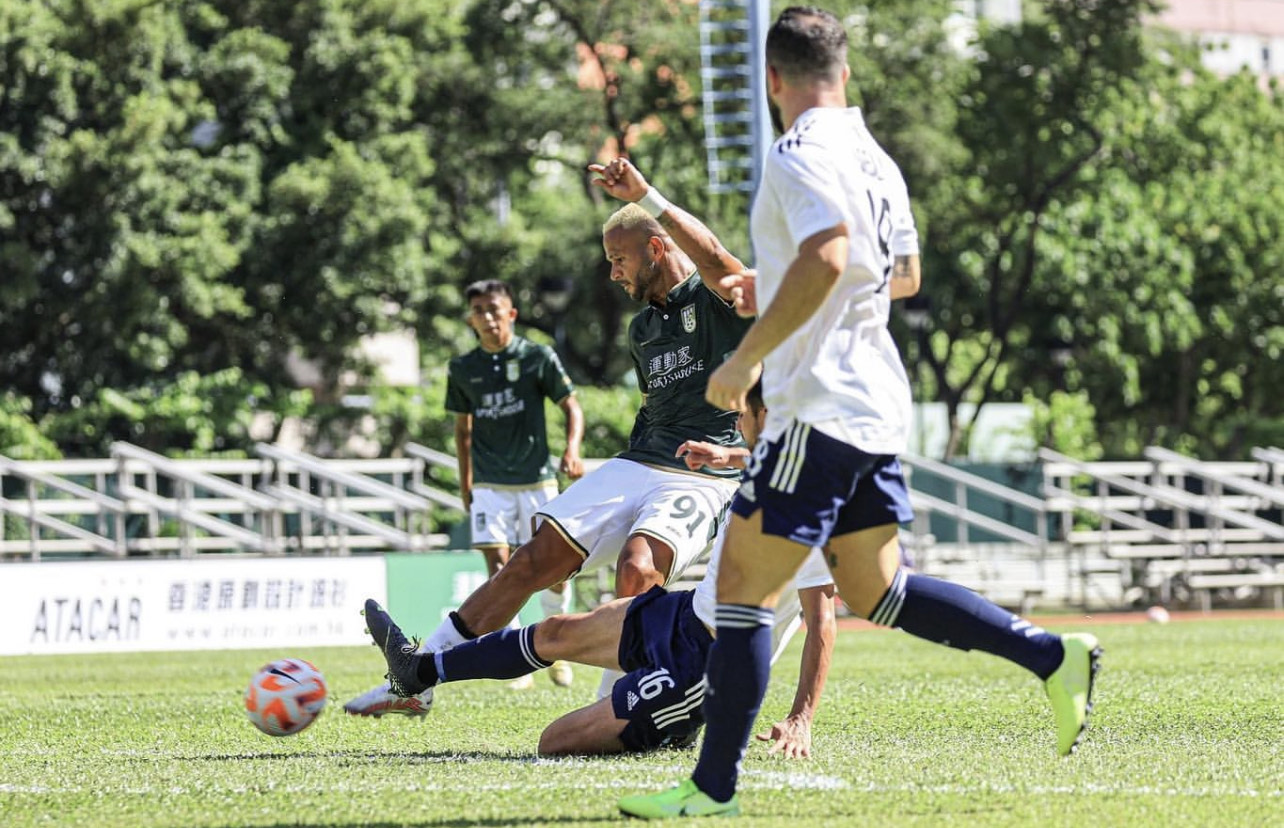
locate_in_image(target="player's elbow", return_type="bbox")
[560,395,582,417]
[802,586,838,635]
[799,226,848,283]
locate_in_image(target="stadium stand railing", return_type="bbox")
[0,444,457,560]
[1041,448,1284,610]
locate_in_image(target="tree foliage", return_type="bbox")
[1,0,1281,461]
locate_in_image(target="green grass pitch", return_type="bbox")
[2,617,1280,826]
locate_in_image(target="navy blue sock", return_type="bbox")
[870,570,1064,680]
[691,604,774,804]
[429,625,551,685]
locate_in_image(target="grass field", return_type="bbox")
[2,615,1281,827]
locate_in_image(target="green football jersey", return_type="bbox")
[444,336,575,486]
[621,273,753,478]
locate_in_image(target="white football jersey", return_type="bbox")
[750,106,919,453]
[692,530,833,663]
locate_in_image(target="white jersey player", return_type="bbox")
[750,105,920,452]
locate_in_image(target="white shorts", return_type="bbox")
[536,458,738,584]
[470,481,559,548]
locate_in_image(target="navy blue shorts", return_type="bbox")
[612,586,713,752]
[730,420,914,548]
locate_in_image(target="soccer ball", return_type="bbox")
[244,658,328,736]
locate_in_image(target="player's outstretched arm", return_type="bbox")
[756,583,836,759]
[589,158,746,303]
[675,439,750,472]
[558,395,585,479]
[706,225,846,411]
[453,413,474,510]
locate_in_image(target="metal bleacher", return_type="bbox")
[3,441,1283,612]
[1040,448,1284,610]
[0,442,460,560]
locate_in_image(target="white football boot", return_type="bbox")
[343,681,434,717]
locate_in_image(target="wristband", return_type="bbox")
[636,187,672,218]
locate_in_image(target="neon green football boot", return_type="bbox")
[1045,632,1103,756]
[618,779,740,819]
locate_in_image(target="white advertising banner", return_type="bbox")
[0,557,387,655]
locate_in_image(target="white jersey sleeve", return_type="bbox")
[887,168,919,257]
[769,139,848,250]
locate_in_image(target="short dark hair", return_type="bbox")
[464,279,513,303]
[766,6,847,84]
[746,380,765,415]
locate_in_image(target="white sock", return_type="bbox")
[421,616,468,653]
[596,668,625,700]
[539,587,571,619]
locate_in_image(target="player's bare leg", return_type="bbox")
[538,697,628,755]
[615,533,676,596]
[621,513,804,817]
[540,581,575,687]
[713,514,810,607]
[473,541,542,688]
[531,597,630,669]
[347,528,578,715]
[476,543,511,577]
[361,596,630,697]
[452,524,583,637]
[595,533,677,698]
[821,524,901,616]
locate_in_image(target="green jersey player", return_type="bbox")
[345,280,583,713]
[356,158,756,714]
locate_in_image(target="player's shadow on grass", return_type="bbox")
[210,816,611,821]
[181,749,541,765]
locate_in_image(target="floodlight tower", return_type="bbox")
[698,0,772,198]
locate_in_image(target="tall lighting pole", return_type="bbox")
[749,0,772,206]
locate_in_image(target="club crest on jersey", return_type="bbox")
[506,360,520,382]
[681,305,696,333]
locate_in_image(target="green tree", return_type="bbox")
[0,394,61,460]
[0,0,467,451]
[1035,36,1284,457]
[912,0,1160,458]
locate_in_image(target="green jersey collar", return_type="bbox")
[650,271,701,310]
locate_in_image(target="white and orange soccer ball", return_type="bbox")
[244,658,328,736]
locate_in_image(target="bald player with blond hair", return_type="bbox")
[356,160,757,720]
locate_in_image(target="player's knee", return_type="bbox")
[533,613,572,651]
[615,557,663,598]
[537,724,575,756]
